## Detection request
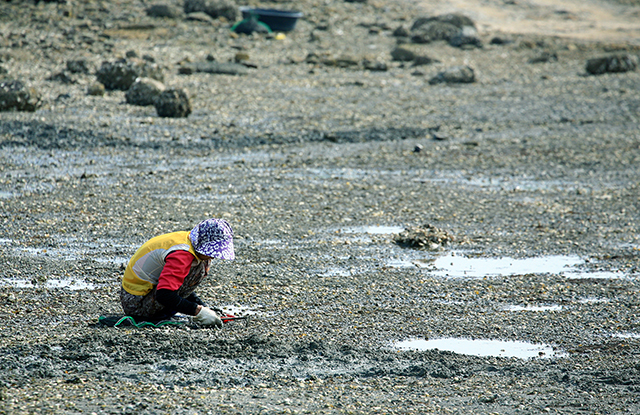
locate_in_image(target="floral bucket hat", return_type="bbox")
[189,219,235,260]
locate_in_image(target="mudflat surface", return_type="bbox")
[1,0,639,414]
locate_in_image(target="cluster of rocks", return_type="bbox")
[393,13,482,50]
[1,53,192,117]
[145,0,238,23]
[0,3,638,115]
[394,224,456,250]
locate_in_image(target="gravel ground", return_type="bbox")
[1,0,640,414]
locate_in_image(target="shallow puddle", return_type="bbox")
[0,278,97,290]
[503,304,563,312]
[218,304,259,317]
[429,253,582,278]
[563,270,626,279]
[613,333,640,339]
[578,297,609,304]
[338,225,405,235]
[390,252,625,279]
[395,337,562,359]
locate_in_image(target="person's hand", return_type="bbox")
[193,306,222,327]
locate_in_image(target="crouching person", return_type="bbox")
[120,218,235,327]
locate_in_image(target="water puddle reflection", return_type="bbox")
[430,253,582,278]
[338,225,405,235]
[613,333,640,339]
[395,337,563,359]
[219,304,259,317]
[503,304,563,312]
[578,297,609,304]
[388,252,624,279]
[0,278,97,290]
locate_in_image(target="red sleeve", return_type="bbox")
[156,251,195,291]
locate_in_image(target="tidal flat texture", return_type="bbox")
[1,0,639,413]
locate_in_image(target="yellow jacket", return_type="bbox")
[122,231,198,296]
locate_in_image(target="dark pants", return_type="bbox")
[120,261,207,320]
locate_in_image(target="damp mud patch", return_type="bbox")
[208,126,431,148]
[0,120,126,150]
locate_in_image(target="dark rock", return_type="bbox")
[392,26,410,38]
[411,13,475,31]
[413,55,438,66]
[0,79,41,112]
[528,51,558,64]
[184,0,238,22]
[322,55,360,68]
[125,77,166,106]
[46,71,76,84]
[585,54,637,75]
[146,4,182,18]
[391,46,417,62]
[429,65,475,84]
[66,59,93,74]
[180,61,249,75]
[411,21,460,44]
[155,88,191,118]
[96,59,164,91]
[363,60,388,71]
[0,66,7,75]
[490,36,512,45]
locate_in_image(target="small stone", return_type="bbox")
[490,36,512,45]
[235,52,250,63]
[87,82,105,96]
[390,46,417,62]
